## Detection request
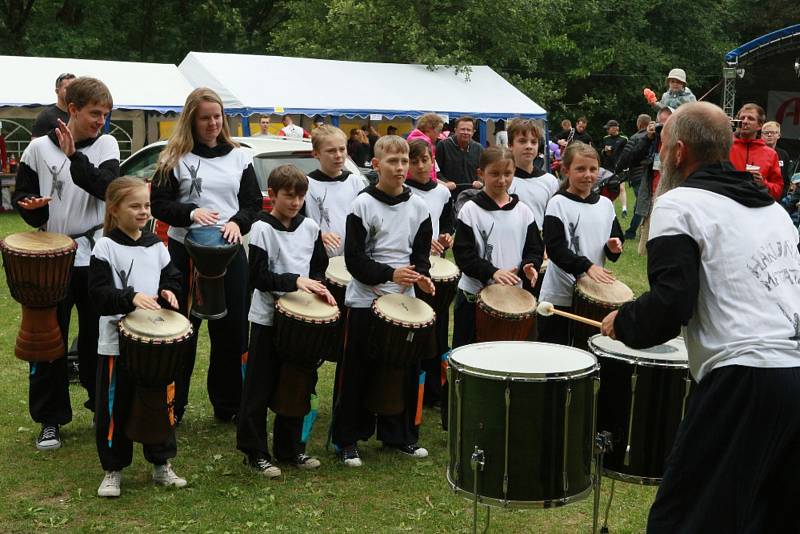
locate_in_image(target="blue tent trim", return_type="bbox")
[725,24,800,64]
[224,107,547,121]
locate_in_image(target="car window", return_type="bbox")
[121,146,163,179]
[252,152,364,190]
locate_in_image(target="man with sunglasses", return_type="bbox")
[31,73,76,138]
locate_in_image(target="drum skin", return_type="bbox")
[475,285,537,342]
[184,227,239,320]
[572,278,633,350]
[418,256,459,313]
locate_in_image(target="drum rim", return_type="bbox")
[449,342,599,380]
[184,231,238,251]
[428,255,460,282]
[446,469,593,509]
[275,292,340,324]
[371,294,436,328]
[574,279,634,306]
[588,335,689,368]
[476,286,537,318]
[118,310,194,342]
[325,256,352,286]
[1,232,77,256]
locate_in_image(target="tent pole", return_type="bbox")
[478,120,487,147]
[242,115,251,136]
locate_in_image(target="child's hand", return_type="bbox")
[321,232,342,251]
[522,263,538,283]
[416,276,436,295]
[438,233,454,250]
[607,238,623,254]
[586,265,615,284]
[159,290,179,309]
[55,119,76,157]
[17,196,52,210]
[472,180,483,189]
[393,265,420,287]
[643,88,657,105]
[442,181,457,191]
[492,268,520,286]
[192,208,220,225]
[431,239,445,255]
[296,276,328,296]
[133,293,161,310]
[222,221,242,243]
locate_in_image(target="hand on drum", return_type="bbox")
[586,264,615,284]
[55,119,76,157]
[601,310,618,339]
[321,232,342,251]
[133,292,162,311]
[492,267,520,285]
[607,237,623,254]
[522,263,538,283]
[297,277,337,306]
[17,196,52,210]
[192,208,220,226]
[222,221,242,243]
[416,275,436,295]
[393,265,420,287]
[439,233,453,250]
[159,289,179,309]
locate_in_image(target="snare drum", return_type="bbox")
[589,335,693,484]
[0,231,76,361]
[365,294,436,415]
[418,256,460,313]
[447,342,599,507]
[572,277,633,350]
[271,291,340,416]
[324,256,351,363]
[118,309,193,444]
[475,285,537,342]
[184,227,239,320]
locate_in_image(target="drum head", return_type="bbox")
[373,294,435,326]
[277,291,339,321]
[478,284,536,315]
[325,256,352,286]
[120,309,192,341]
[450,341,597,378]
[576,277,633,305]
[429,256,460,281]
[3,231,74,253]
[185,227,236,249]
[589,335,688,365]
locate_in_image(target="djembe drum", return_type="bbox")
[1,231,76,361]
[418,255,460,313]
[324,256,351,363]
[572,277,633,350]
[475,284,538,342]
[119,309,193,444]
[271,291,340,416]
[184,227,239,320]
[365,294,435,415]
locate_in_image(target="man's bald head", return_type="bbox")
[662,102,732,167]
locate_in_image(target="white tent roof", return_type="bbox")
[179,52,546,120]
[0,55,194,112]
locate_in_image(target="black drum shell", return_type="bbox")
[572,290,620,350]
[418,277,458,314]
[118,332,191,388]
[367,312,435,367]
[273,308,339,369]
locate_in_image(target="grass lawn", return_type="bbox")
[0,188,660,533]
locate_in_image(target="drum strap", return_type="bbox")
[107,357,117,447]
[69,223,104,250]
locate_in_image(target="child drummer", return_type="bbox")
[88,177,184,497]
[445,148,544,428]
[237,164,333,478]
[538,142,624,345]
[331,136,435,467]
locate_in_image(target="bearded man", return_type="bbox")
[602,102,800,533]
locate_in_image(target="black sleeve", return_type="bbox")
[69,153,120,200]
[13,161,48,228]
[603,218,625,262]
[543,214,593,276]
[88,256,136,316]
[614,135,648,175]
[344,213,395,285]
[614,234,700,348]
[435,141,448,181]
[519,221,544,273]
[230,163,263,234]
[150,169,198,227]
[309,232,329,281]
[157,261,182,297]
[248,244,299,292]
[438,198,455,235]
[453,220,498,283]
[410,216,433,278]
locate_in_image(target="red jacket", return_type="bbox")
[729,136,783,200]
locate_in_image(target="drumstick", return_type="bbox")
[536,301,602,328]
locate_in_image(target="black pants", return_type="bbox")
[331,308,421,448]
[648,365,800,533]
[421,311,449,406]
[29,265,98,425]
[237,323,304,461]
[537,304,572,346]
[95,356,176,471]
[168,238,249,421]
[441,290,475,429]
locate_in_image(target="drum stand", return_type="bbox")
[470,447,491,534]
[592,431,613,534]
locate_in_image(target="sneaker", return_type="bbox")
[36,425,61,451]
[389,443,429,458]
[97,471,121,498]
[244,456,282,479]
[291,454,321,470]
[340,445,362,467]
[152,463,187,488]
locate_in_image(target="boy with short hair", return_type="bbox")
[304,125,365,257]
[507,118,560,229]
[14,76,120,451]
[237,164,332,477]
[331,135,435,467]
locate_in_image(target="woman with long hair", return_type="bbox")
[151,87,262,424]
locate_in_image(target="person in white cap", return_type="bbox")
[656,68,696,110]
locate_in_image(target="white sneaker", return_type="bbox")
[391,444,429,458]
[152,463,187,488]
[97,471,121,498]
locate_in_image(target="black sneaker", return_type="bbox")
[36,424,61,451]
[291,454,321,470]
[243,456,281,478]
[339,445,362,467]
[387,443,429,458]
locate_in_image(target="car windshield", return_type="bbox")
[251,152,320,190]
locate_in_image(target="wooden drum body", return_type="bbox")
[418,255,460,314]
[184,227,239,320]
[324,256,351,363]
[447,342,599,507]
[475,284,537,342]
[572,277,633,350]
[0,231,76,362]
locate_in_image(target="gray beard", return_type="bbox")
[638,159,686,254]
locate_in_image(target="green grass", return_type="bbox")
[0,190,657,533]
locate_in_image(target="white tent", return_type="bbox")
[179,52,547,120]
[0,55,194,112]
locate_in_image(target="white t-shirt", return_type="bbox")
[305,171,365,256]
[508,170,560,229]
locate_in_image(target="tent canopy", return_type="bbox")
[725,24,800,65]
[0,55,194,112]
[179,52,547,120]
